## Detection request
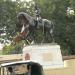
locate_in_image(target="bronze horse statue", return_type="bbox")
[13,12,54,44]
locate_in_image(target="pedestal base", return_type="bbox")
[23,44,64,69]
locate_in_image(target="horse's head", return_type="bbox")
[12,12,31,44]
[17,12,30,26]
[17,12,32,34]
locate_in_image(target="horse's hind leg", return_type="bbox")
[49,29,55,43]
[41,37,45,43]
[44,29,53,43]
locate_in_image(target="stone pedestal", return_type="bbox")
[23,44,64,69]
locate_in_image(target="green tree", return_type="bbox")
[1,0,75,55]
[33,0,75,55]
[0,0,34,54]
[2,41,23,55]
[0,0,34,43]
[0,0,17,43]
[52,0,75,55]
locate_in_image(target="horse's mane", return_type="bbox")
[17,12,35,26]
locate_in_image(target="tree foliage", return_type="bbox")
[0,0,34,43]
[0,0,75,55]
[33,0,75,55]
[2,41,23,55]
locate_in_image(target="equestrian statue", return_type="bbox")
[13,5,54,44]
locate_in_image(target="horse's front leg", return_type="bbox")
[29,26,36,44]
[44,29,53,43]
[41,28,47,43]
[32,29,37,43]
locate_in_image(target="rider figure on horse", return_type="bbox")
[34,4,42,29]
